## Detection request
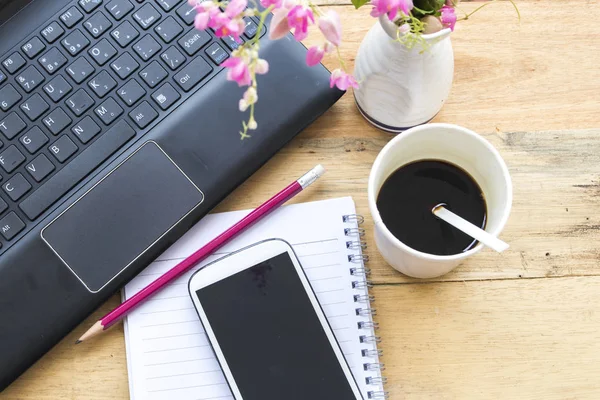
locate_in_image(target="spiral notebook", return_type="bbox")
[122,197,385,400]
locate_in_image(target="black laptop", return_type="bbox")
[0,0,342,390]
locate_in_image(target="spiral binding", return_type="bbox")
[343,214,388,398]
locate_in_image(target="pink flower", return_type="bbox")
[370,0,413,21]
[193,2,219,30]
[269,8,291,40]
[260,0,282,8]
[306,45,325,66]
[318,11,342,47]
[225,0,247,18]
[440,5,456,31]
[194,12,210,30]
[223,56,252,86]
[287,5,314,41]
[329,69,358,91]
[214,17,246,40]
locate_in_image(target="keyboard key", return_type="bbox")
[0,85,22,111]
[205,42,228,65]
[88,39,117,66]
[161,46,185,70]
[221,35,243,51]
[133,35,162,61]
[49,135,78,163]
[176,2,199,25]
[0,145,26,173]
[20,119,136,220]
[65,89,95,116]
[105,0,134,20]
[243,18,258,39]
[44,75,73,102]
[66,57,95,84]
[0,113,27,140]
[0,212,26,240]
[16,65,45,93]
[0,198,7,214]
[59,7,84,28]
[111,52,139,79]
[129,101,158,128]
[72,116,101,143]
[83,11,113,38]
[174,56,212,92]
[20,126,49,154]
[88,70,117,97]
[152,82,180,110]
[178,29,210,56]
[95,97,123,125]
[155,16,183,43]
[61,30,90,56]
[3,174,31,202]
[134,3,161,30]
[2,52,26,74]
[139,60,167,88]
[25,154,55,182]
[118,79,146,106]
[40,22,65,44]
[79,0,103,13]
[155,0,182,12]
[111,21,139,48]
[42,107,72,135]
[21,37,46,59]
[20,94,49,121]
[38,47,68,74]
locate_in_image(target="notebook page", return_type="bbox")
[123,197,382,399]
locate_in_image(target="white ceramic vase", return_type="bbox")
[354,16,454,133]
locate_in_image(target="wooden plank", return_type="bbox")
[373,277,600,399]
[303,1,600,134]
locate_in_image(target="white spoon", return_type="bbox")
[432,204,509,253]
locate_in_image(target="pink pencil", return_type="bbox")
[76,165,326,344]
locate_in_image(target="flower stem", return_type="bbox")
[456,0,520,22]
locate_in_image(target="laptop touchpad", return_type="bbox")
[42,141,204,293]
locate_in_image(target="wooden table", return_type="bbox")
[3,1,600,398]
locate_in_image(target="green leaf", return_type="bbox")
[352,0,370,9]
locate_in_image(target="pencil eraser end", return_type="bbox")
[313,164,326,178]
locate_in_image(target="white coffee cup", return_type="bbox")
[367,123,512,279]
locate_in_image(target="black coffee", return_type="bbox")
[376,160,486,256]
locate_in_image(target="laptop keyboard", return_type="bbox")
[0,0,263,251]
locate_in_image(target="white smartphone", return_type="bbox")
[188,239,364,400]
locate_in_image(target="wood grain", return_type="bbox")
[3,1,600,399]
[374,277,600,399]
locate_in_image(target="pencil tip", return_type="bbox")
[75,340,82,345]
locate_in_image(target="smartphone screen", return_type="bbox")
[195,252,360,400]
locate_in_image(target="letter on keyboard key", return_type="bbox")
[19,120,136,220]
[0,212,26,240]
[20,126,49,154]
[0,145,26,174]
[128,101,158,129]
[26,154,56,182]
[72,116,101,143]
[44,75,73,103]
[20,94,50,121]
[3,173,32,201]
[0,113,27,140]
[174,56,212,92]
[49,136,79,163]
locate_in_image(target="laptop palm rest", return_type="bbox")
[41,141,204,293]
